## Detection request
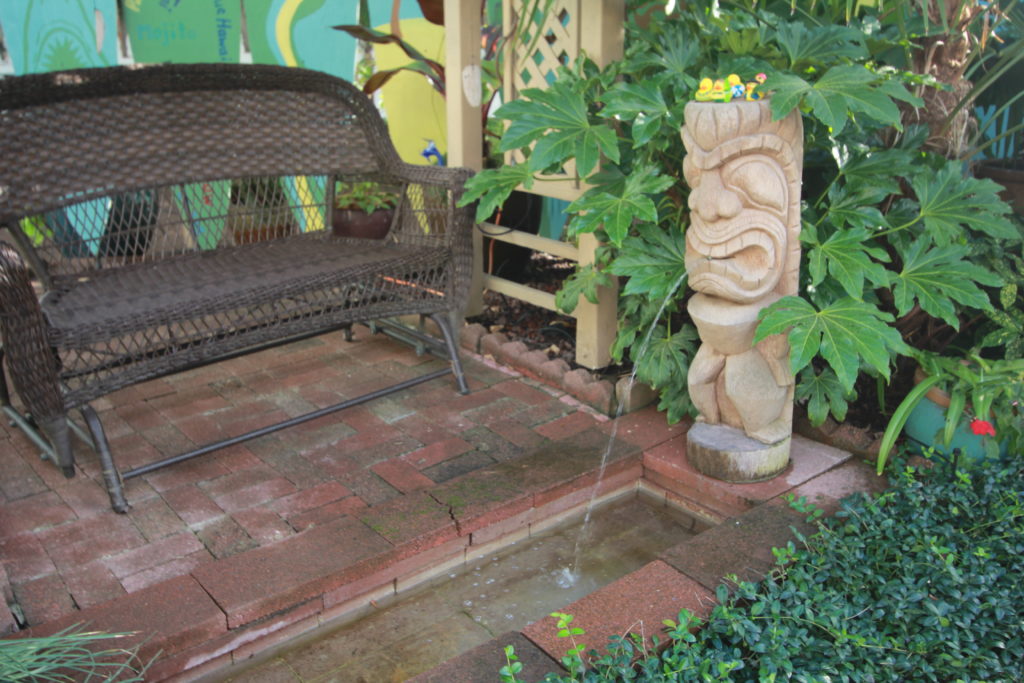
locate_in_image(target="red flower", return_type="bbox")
[970,418,996,437]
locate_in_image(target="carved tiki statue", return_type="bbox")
[681,100,803,446]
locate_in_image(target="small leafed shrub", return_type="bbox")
[509,456,1024,681]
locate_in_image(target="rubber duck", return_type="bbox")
[726,74,744,100]
[755,72,767,84]
[745,81,762,100]
[709,79,729,102]
[695,77,714,101]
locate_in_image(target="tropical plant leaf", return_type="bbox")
[774,21,867,69]
[893,239,1001,328]
[807,226,890,297]
[910,163,1018,244]
[756,296,908,391]
[600,81,671,148]
[459,163,535,223]
[795,366,853,426]
[609,223,687,300]
[332,25,444,82]
[768,65,907,133]
[554,263,613,315]
[634,327,698,392]
[567,167,674,245]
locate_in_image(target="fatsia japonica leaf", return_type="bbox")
[910,163,1018,244]
[567,167,675,245]
[633,327,698,395]
[774,22,868,69]
[807,226,891,297]
[893,239,1001,328]
[554,263,613,315]
[459,163,535,223]
[767,66,908,134]
[600,81,670,148]
[795,366,853,426]
[609,223,687,300]
[755,296,908,391]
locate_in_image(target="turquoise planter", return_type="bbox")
[903,394,1007,462]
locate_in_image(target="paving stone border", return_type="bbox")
[460,323,654,418]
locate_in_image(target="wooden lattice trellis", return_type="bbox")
[445,0,624,369]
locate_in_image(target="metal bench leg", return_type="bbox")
[39,416,75,478]
[81,406,129,513]
[430,313,469,395]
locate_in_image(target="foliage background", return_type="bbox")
[462,0,1023,430]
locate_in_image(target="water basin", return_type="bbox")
[211,492,708,682]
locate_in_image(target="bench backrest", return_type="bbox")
[0,63,469,289]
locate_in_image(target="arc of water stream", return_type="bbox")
[564,271,690,584]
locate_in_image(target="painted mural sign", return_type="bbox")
[122,0,240,64]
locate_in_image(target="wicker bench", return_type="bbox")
[0,64,474,512]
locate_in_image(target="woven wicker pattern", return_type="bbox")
[0,63,474,430]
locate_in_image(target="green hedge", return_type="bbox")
[516,457,1024,682]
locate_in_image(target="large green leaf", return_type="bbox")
[910,163,1018,244]
[893,239,1001,328]
[756,296,907,391]
[807,227,890,297]
[600,81,670,148]
[554,263,613,315]
[768,65,907,133]
[795,366,853,426]
[633,327,698,394]
[774,21,867,69]
[567,167,674,245]
[609,223,687,300]
[458,163,535,223]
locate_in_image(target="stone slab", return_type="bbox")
[26,575,225,663]
[522,560,715,660]
[191,516,392,628]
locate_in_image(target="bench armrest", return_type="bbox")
[0,243,65,422]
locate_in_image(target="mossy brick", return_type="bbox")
[192,516,391,628]
[429,467,532,536]
[371,460,435,494]
[357,490,457,554]
[26,575,226,663]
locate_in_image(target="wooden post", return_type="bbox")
[444,0,484,317]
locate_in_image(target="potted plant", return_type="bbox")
[332,181,399,240]
[876,351,1024,471]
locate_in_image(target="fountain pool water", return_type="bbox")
[213,491,708,682]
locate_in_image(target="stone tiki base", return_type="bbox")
[686,422,790,483]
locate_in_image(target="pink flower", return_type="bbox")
[970,418,996,437]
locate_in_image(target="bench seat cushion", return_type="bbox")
[42,235,451,408]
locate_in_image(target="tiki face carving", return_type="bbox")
[682,100,803,303]
[681,100,803,445]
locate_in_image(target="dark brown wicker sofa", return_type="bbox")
[0,63,474,512]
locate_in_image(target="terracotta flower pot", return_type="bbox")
[331,208,394,240]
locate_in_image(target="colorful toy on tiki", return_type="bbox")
[695,77,714,101]
[694,73,768,102]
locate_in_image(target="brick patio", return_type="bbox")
[0,323,883,680]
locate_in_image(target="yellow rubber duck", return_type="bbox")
[709,79,729,102]
[695,77,714,101]
[745,81,762,100]
[726,74,744,100]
